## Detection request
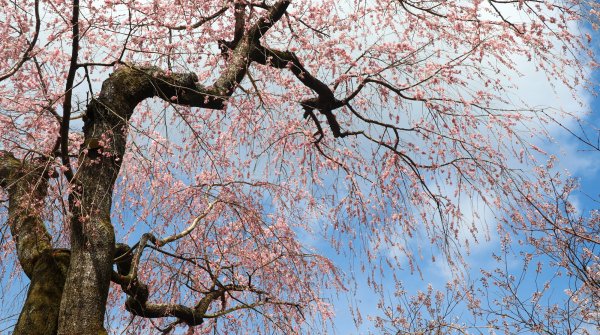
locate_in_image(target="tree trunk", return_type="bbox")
[13,250,69,335]
[2,63,242,333]
[55,66,205,334]
[56,72,137,334]
[0,153,68,335]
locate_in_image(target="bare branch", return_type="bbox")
[156,201,218,247]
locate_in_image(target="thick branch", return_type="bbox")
[0,151,52,277]
[125,299,205,326]
[233,3,246,46]
[59,0,80,181]
[0,151,70,335]
[111,233,298,329]
[111,2,292,112]
[112,239,204,326]
[251,45,350,137]
[58,4,293,331]
[248,0,290,40]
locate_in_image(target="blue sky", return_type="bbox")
[1,8,600,335]
[325,25,600,335]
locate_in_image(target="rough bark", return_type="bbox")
[0,152,68,335]
[3,2,342,332]
[13,250,69,335]
[56,65,226,334]
[56,69,145,334]
[0,63,218,333]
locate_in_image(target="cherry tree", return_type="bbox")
[0,0,598,334]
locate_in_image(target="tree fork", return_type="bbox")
[56,64,235,333]
[3,2,303,332]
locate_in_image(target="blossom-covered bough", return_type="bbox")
[0,0,598,334]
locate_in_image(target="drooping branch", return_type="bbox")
[55,2,332,331]
[243,42,453,223]
[125,0,351,141]
[165,7,228,31]
[0,0,41,82]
